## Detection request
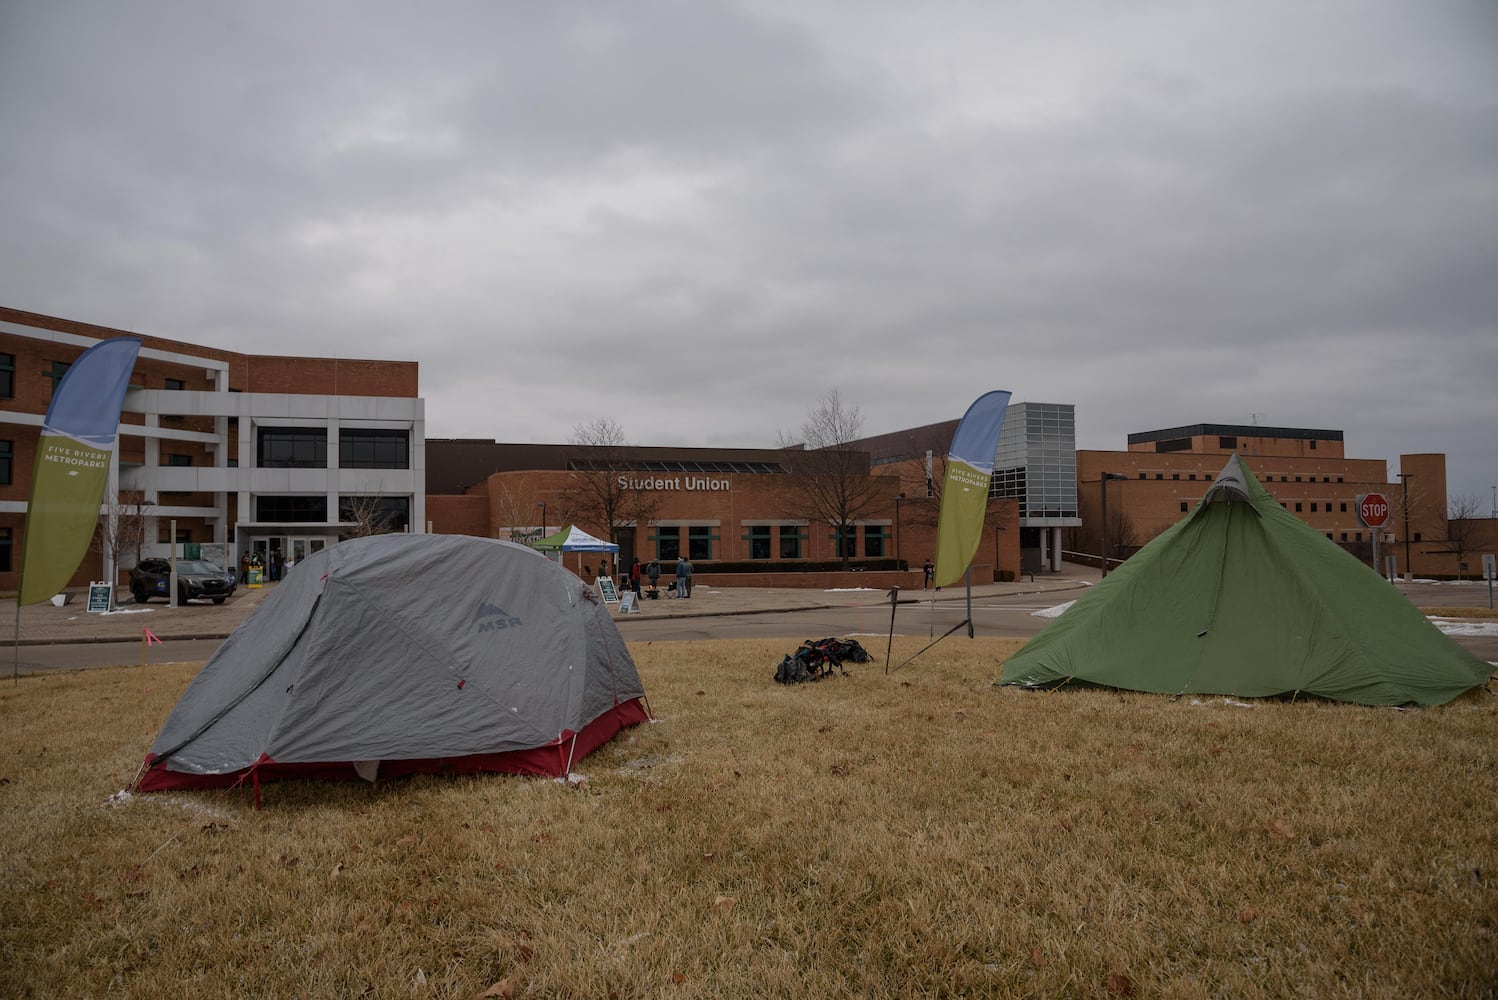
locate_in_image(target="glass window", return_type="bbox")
[0,527,10,572]
[157,525,194,544]
[655,526,680,561]
[255,495,328,522]
[748,525,771,560]
[1414,532,1422,542]
[0,439,10,486]
[0,353,13,398]
[165,453,192,467]
[1295,503,1303,512]
[1179,501,1188,512]
[1340,503,1347,513]
[338,495,410,534]
[1218,436,1236,449]
[833,526,857,559]
[45,360,70,398]
[688,526,713,561]
[258,427,327,468]
[864,525,886,558]
[779,525,802,559]
[339,428,410,469]
[164,377,185,391]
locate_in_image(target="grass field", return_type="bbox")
[2,636,1495,998]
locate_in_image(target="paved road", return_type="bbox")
[10,579,1494,673]
[615,588,1087,643]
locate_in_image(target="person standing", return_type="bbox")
[923,559,934,590]
[674,554,688,598]
[681,555,694,598]
[630,558,642,595]
[647,558,661,593]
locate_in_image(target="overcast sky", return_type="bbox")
[3,2,1496,504]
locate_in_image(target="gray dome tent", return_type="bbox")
[138,534,648,793]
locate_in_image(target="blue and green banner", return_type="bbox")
[18,337,142,605]
[933,390,1011,588]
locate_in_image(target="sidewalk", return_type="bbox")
[3,566,1099,646]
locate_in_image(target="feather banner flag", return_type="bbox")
[932,390,1011,589]
[18,337,142,605]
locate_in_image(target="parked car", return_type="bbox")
[130,558,237,605]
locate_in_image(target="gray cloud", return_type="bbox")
[1,0,1494,500]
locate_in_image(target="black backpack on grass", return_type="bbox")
[773,637,870,684]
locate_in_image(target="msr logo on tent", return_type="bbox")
[476,602,523,632]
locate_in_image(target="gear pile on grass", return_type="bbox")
[773,637,871,684]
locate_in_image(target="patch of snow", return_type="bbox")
[105,789,133,807]
[100,607,152,616]
[1032,601,1075,619]
[825,587,880,592]
[1429,618,1498,637]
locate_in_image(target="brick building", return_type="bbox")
[1076,423,1493,578]
[425,435,1025,588]
[1,307,425,593]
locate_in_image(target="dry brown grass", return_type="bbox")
[3,637,1496,999]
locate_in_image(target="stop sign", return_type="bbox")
[1358,492,1391,528]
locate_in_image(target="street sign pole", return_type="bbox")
[1357,493,1392,579]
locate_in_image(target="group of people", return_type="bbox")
[238,548,294,584]
[623,555,693,599]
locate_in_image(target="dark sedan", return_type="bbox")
[130,558,237,605]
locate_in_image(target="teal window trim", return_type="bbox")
[45,360,71,398]
[746,525,773,560]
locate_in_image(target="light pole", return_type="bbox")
[1398,473,1413,580]
[1099,473,1127,577]
[537,502,547,538]
[893,493,905,570]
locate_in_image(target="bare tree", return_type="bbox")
[92,489,152,610]
[338,495,394,539]
[560,418,661,545]
[777,389,885,570]
[489,478,559,545]
[1102,505,1140,566]
[1444,493,1484,580]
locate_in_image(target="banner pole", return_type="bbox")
[884,586,899,674]
[965,567,974,638]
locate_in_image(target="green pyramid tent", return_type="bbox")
[1001,455,1492,706]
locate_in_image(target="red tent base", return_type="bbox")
[137,697,649,793]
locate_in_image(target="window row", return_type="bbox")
[647,524,891,562]
[254,495,411,531]
[258,427,410,469]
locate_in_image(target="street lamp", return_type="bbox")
[537,502,547,537]
[1099,473,1128,577]
[893,493,905,570]
[1398,473,1413,580]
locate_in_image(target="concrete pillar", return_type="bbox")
[1050,527,1063,572]
[1038,528,1049,570]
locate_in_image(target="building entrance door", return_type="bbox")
[252,535,330,580]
